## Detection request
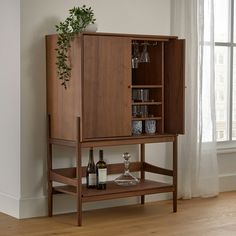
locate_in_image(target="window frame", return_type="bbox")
[215,0,236,147]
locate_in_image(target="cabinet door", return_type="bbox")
[164,39,185,134]
[83,35,132,139]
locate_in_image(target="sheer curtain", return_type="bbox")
[171,0,219,198]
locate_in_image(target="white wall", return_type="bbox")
[20,0,171,218]
[218,150,236,192]
[0,0,21,218]
[1,0,233,220]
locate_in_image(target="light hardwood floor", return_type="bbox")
[1,192,236,236]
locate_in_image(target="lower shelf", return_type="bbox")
[53,179,174,203]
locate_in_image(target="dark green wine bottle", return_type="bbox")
[86,148,96,188]
[96,150,107,190]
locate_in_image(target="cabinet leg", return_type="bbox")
[173,191,177,212]
[141,195,145,205]
[47,115,53,217]
[140,144,145,205]
[48,181,53,217]
[173,136,178,212]
[76,117,82,226]
[76,198,82,226]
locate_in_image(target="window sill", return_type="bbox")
[217,141,236,154]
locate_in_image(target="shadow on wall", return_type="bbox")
[23,16,140,201]
[21,16,59,198]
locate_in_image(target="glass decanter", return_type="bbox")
[114,152,140,186]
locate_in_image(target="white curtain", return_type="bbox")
[171,0,219,198]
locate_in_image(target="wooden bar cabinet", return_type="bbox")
[46,32,185,226]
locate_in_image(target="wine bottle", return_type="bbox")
[86,148,96,188]
[96,150,107,190]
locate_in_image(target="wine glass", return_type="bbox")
[132,43,140,68]
[140,43,150,63]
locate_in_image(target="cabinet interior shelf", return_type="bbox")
[132,102,162,105]
[131,85,163,89]
[53,180,174,202]
[132,117,162,121]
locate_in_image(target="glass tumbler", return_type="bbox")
[132,105,142,117]
[140,105,148,117]
[133,89,149,102]
[142,89,149,102]
[132,121,142,135]
[145,120,156,134]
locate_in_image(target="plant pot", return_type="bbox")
[84,23,98,32]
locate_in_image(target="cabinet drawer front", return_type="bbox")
[83,35,132,139]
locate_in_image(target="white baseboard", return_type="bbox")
[19,195,47,218]
[18,195,141,218]
[219,173,236,192]
[3,178,233,219]
[15,193,172,219]
[0,192,20,218]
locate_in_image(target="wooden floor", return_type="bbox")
[1,192,236,236]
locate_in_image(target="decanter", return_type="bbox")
[114,152,140,186]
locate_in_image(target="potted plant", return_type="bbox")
[55,5,96,89]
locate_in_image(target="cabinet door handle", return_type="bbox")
[128,85,131,88]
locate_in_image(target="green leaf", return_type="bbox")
[55,5,95,89]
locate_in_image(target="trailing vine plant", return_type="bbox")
[55,6,96,89]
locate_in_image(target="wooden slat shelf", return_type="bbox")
[50,162,173,182]
[53,180,174,202]
[50,170,77,186]
[132,102,162,105]
[53,185,77,196]
[131,85,163,88]
[82,180,173,202]
[132,117,162,121]
[51,162,142,180]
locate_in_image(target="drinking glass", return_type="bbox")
[133,89,149,102]
[132,105,148,117]
[132,43,140,68]
[145,120,156,134]
[140,43,150,63]
[132,120,142,134]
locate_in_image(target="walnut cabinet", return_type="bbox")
[46,32,185,226]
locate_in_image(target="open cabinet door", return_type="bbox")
[164,39,185,134]
[83,35,132,139]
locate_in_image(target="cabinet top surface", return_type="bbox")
[46,31,179,40]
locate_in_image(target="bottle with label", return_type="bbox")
[96,150,107,190]
[86,148,96,188]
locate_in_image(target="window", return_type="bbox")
[216,130,225,140]
[214,0,236,142]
